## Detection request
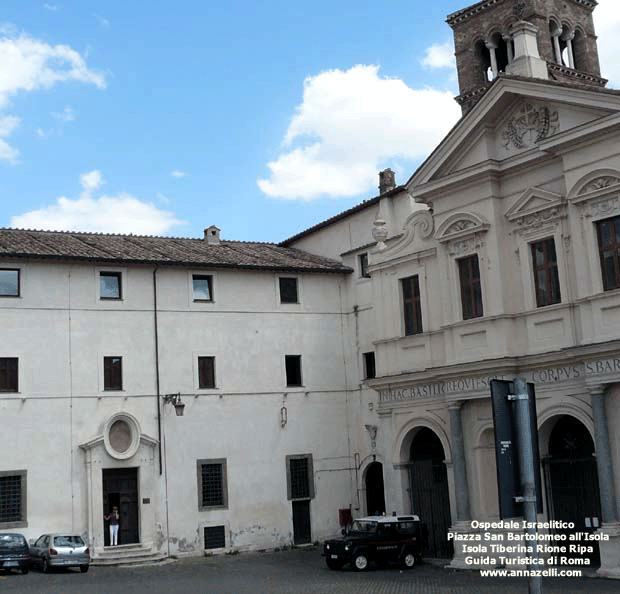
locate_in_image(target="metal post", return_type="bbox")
[513,377,543,594]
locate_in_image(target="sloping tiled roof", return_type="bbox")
[0,228,352,274]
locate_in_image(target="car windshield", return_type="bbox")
[53,536,84,547]
[0,534,26,549]
[348,520,377,533]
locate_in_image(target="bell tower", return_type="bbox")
[447,0,606,114]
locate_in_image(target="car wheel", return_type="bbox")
[325,558,344,570]
[401,550,416,569]
[352,552,370,571]
[43,558,50,573]
[80,565,89,573]
[21,567,29,575]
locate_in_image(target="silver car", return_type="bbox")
[30,534,90,573]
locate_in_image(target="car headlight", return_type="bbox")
[325,544,330,550]
[344,544,350,551]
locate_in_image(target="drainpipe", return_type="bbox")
[153,266,163,475]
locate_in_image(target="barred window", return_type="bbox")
[204,525,226,550]
[286,454,314,501]
[0,358,18,392]
[0,471,26,527]
[197,459,227,510]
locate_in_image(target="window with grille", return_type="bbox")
[204,525,226,549]
[597,216,620,291]
[531,237,561,306]
[401,275,423,335]
[198,356,216,389]
[457,254,483,320]
[197,459,227,510]
[0,471,26,527]
[0,269,19,297]
[279,277,299,303]
[286,454,314,501]
[104,356,123,391]
[0,358,18,392]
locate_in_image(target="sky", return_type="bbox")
[1,1,620,244]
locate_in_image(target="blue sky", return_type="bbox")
[2,1,620,243]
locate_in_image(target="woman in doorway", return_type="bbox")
[104,506,120,546]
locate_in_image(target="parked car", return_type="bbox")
[30,534,90,573]
[322,515,421,571]
[0,533,31,574]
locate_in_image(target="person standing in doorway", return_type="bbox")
[104,506,120,546]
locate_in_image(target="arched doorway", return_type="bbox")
[409,428,452,558]
[365,461,385,516]
[543,415,601,565]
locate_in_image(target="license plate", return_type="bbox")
[330,555,338,559]
[3,561,18,567]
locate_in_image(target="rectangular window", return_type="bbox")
[0,358,18,392]
[192,275,213,301]
[279,277,299,303]
[103,356,122,391]
[458,255,483,320]
[197,459,228,510]
[285,355,302,387]
[100,271,122,300]
[597,216,620,291]
[0,470,27,527]
[531,238,561,306]
[286,454,314,500]
[0,269,19,297]
[198,356,216,389]
[359,253,370,278]
[401,275,423,335]
[363,352,376,380]
[204,526,226,550]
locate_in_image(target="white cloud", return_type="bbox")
[52,106,75,122]
[94,14,110,28]
[43,4,59,11]
[594,0,620,87]
[0,115,20,164]
[421,42,455,70]
[258,65,461,200]
[11,170,184,235]
[171,170,188,178]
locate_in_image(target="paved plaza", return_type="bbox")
[1,547,619,594]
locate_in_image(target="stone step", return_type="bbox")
[92,544,168,566]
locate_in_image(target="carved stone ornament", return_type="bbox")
[513,206,560,228]
[449,238,477,257]
[372,218,389,250]
[591,197,620,219]
[502,103,559,150]
[445,219,475,235]
[578,176,620,195]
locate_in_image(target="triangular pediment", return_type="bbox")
[505,188,564,222]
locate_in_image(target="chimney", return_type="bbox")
[379,169,396,195]
[204,225,221,245]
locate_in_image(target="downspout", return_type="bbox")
[153,266,163,475]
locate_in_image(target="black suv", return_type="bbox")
[322,515,421,571]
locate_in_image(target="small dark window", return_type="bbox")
[597,216,620,291]
[401,275,423,335]
[279,277,298,303]
[104,356,123,391]
[198,460,227,509]
[458,255,483,320]
[204,525,226,549]
[198,356,216,389]
[0,358,18,392]
[100,271,122,299]
[531,238,561,307]
[192,275,213,301]
[285,355,302,386]
[0,470,26,526]
[363,352,376,380]
[0,269,19,297]
[286,454,314,500]
[359,253,370,278]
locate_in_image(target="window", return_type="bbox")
[103,356,122,391]
[193,275,213,301]
[197,459,228,510]
[279,277,298,303]
[204,526,226,549]
[531,238,561,306]
[285,355,302,387]
[286,454,314,500]
[0,358,18,392]
[363,352,376,380]
[0,269,19,297]
[100,272,122,299]
[597,216,620,291]
[401,275,423,335]
[458,255,483,320]
[0,470,27,527]
[359,253,370,278]
[198,356,216,389]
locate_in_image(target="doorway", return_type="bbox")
[408,428,452,558]
[102,468,140,546]
[292,500,311,545]
[365,461,386,516]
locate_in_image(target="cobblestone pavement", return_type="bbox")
[1,546,619,594]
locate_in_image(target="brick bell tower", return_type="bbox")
[447,0,606,114]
